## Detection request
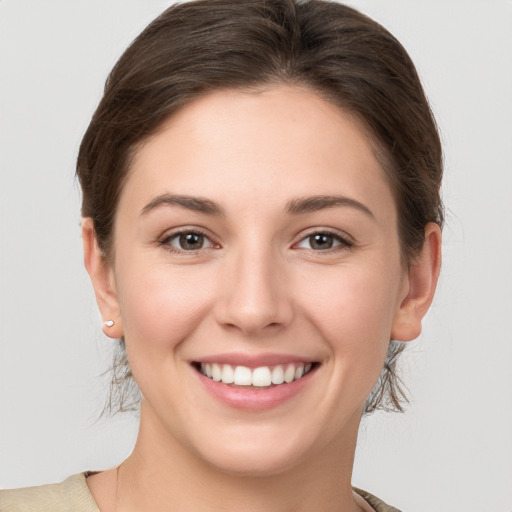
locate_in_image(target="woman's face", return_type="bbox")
[102,86,412,474]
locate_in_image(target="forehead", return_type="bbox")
[122,85,396,222]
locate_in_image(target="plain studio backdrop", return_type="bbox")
[0,1,511,511]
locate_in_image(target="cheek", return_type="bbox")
[297,261,402,376]
[115,259,216,355]
[302,262,400,334]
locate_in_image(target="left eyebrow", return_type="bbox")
[140,194,225,217]
[285,195,375,219]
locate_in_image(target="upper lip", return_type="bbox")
[192,353,317,368]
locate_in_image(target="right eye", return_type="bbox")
[162,230,215,252]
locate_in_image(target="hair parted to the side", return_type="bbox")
[77,0,443,415]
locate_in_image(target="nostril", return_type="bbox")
[220,319,284,335]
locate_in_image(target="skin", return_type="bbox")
[83,85,441,512]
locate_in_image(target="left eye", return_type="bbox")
[296,232,348,251]
[165,231,215,251]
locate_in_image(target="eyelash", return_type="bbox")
[293,229,354,253]
[159,228,217,254]
[159,228,353,255]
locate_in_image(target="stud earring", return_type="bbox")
[104,320,115,327]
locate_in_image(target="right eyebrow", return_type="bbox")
[140,194,225,217]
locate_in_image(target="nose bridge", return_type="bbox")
[217,235,291,335]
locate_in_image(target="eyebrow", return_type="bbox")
[286,195,375,218]
[141,194,225,216]
[140,193,374,219]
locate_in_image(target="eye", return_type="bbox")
[295,231,352,251]
[163,230,215,252]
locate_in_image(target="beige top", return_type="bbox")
[0,473,402,512]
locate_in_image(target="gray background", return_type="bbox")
[1,1,511,511]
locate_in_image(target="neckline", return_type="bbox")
[82,471,392,512]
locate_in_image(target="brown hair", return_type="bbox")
[77,0,443,414]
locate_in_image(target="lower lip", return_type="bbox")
[195,367,316,411]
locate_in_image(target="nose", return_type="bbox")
[214,245,293,337]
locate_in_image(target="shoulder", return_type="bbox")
[354,487,403,512]
[0,473,99,512]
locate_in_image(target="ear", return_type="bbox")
[82,218,123,339]
[391,222,442,341]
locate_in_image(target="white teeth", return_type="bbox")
[271,365,285,385]
[211,363,222,382]
[233,366,252,386]
[221,364,234,384]
[199,362,314,386]
[252,367,272,387]
[284,364,295,383]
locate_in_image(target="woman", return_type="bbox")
[0,1,442,510]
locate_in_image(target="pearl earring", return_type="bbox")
[104,320,115,327]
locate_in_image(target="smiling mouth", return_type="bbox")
[193,362,317,388]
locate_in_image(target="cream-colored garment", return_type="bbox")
[0,473,402,512]
[353,488,403,512]
[0,474,99,512]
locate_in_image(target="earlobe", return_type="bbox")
[82,218,123,339]
[391,222,442,342]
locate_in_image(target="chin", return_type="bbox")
[202,445,307,478]
[188,423,321,478]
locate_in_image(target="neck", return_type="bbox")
[116,401,364,512]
